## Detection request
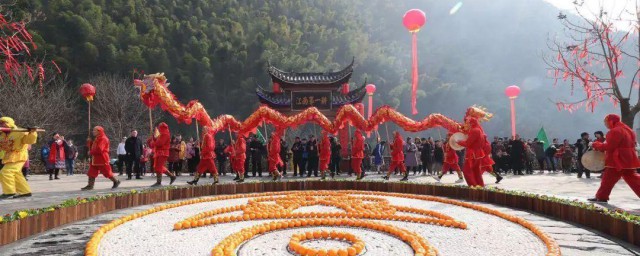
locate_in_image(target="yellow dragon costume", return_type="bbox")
[0,117,37,199]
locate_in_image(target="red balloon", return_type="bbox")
[402,9,427,32]
[505,85,521,98]
[79,83,96,101]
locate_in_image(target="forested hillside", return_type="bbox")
[9,0,614,138]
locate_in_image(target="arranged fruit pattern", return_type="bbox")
[86,190,560,256]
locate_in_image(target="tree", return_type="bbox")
[88,73,161,150]
[545,1,640,127]
[0,70,81,142]
[0,1,55,89]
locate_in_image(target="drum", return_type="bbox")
[581,150,605,171]
[449,132,468,151]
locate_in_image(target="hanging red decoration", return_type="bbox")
[79,83,96,102]
[402,9,427,115]
[365,84,376,119]
[341,83,350,95]
[273,82,282,94]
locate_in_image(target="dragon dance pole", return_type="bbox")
[195,120,200,142]
[148,108,153,136]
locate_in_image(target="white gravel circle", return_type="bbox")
[98,193,547,256]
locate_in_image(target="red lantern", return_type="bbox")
[79,83,96,102]
[504,85,521,99]
[402,9,427,115]
[402,9,427,32]
[273,82,282,94]
[504,85,521,139]
[341,83,350,95]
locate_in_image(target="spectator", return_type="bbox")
[186,137,197,175]
[306,135,319,177]
[532,138,546,173]
[576,132,591,178]
[141,144,152,176]
[168,136,181,175]
[64,139,78,176]
[215,139,227,176]
[509,135,525,175]
[330,137,342,176]
[373,140,386,174]
[404,137,418,175]
[279,137,289,175]
[116,137,126,176]
[420,138,433,175]
[48,133,66,180]
[249,135,264,177]
[292,137,303,176]
[561,139,574,173]
[177,135,187,175]
[545,144,558,172]
[125,130,143,180]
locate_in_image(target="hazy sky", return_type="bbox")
[545,0,638,30]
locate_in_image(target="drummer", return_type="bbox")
[575,132,590,179]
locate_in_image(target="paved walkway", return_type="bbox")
[1,171,638,216]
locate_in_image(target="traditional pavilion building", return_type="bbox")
[256,58,366,117]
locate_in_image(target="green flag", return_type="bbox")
[255,129,266,144]
[536,127,549,150]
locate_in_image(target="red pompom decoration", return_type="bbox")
[79,83,96,102]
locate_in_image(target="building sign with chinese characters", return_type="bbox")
[291,91,332,110]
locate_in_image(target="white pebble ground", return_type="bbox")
[98,193,547,256]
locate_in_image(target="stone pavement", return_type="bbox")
[2,171,638,216]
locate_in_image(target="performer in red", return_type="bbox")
[188,126,218,185]
[81,126,121,190]
[481,135,503,184]
[267,129,284,181]
[225,143,238,180]
[351,130,365,180]
[151,122,176,187]
[588,114,640,202]
[384,132,408,181]
[319,131,332,180]
[434,133,464,183]
[233,135,247,183]
[457,117,486,187]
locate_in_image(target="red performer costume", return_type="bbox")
[458,118,486,187]
[188,127,218,185]
[589,114,640,202]
[81,126,120,190]
[151,122,176,186]
[319,132,332,179]
[267,129,284,181]
[385,132,407,181]
[233,136,247,182]
[436,135,464,183]
[351,130,365,180]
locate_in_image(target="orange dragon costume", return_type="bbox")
[267,129,284,181]
[351,130,365,180]
[589,114,640,202]
[384,132,407,181]
[151,122,176,186]
[319,131,332,180]
[81,126,121,191]
[0,117,37,198]
[457,117,486,187]
[188,127,218,185]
